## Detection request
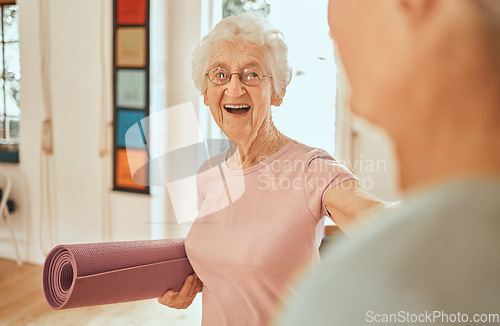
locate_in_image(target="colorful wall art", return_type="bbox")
[113,0,150,193]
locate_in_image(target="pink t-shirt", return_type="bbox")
[185,140,356,326]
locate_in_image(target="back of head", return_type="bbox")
[192,14,292,99]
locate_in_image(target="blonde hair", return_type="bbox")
[192,14,292,98]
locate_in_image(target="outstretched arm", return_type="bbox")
[324,179,391,235]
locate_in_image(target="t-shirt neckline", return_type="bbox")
[222,139,296,175]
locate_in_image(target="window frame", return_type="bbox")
[0,0,19,163]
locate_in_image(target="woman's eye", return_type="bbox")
[216,72,227,79]
[246,72,259,79]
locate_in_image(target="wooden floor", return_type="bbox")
[0,259,202,326]
[0,259,48,325]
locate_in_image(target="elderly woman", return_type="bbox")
[278,0,500,325]
[157,14,384,326]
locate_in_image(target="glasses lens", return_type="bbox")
[207,67,265,86]
[209,67,230,84]
[242,69,262,86]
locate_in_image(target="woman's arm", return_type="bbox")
[324,179,391,235]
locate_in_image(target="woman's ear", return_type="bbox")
[271,90,285,107]
[203,91,209,106]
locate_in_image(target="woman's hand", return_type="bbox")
[157,273,203,309]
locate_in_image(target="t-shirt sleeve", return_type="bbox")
[304,151,357,220]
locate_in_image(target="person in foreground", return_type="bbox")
[157,14,385,326]
[277,0,500,325]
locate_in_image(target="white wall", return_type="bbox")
[351,117,400,202]
[150,0,202,240]
[0,0,154,265]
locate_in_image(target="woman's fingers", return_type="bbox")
[158,274,201,309]
[186,274,196,298]
[177,274,195,297]
[188,274,202,297]
[157,290,176,306]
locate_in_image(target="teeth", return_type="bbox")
[225,104,250,109]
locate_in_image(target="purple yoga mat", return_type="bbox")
[43,239,194,310]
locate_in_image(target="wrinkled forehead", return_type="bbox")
[209,40,269,71]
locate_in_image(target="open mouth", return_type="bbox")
[224,104,251,115]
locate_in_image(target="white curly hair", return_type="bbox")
[192,13,292,99]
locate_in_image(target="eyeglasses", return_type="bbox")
[205,67,272,86]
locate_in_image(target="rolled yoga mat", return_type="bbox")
[43,239,194,310]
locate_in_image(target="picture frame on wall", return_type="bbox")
[113,0,150,194]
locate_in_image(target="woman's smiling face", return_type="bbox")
[203,41,283,144]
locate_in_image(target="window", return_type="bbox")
[223,0,270,18]
[0,1,20,163]
[215,0,337,155]
[268,0,337,155]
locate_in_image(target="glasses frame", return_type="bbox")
[205,67,273,86]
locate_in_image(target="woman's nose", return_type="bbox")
[224,74,246,97]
